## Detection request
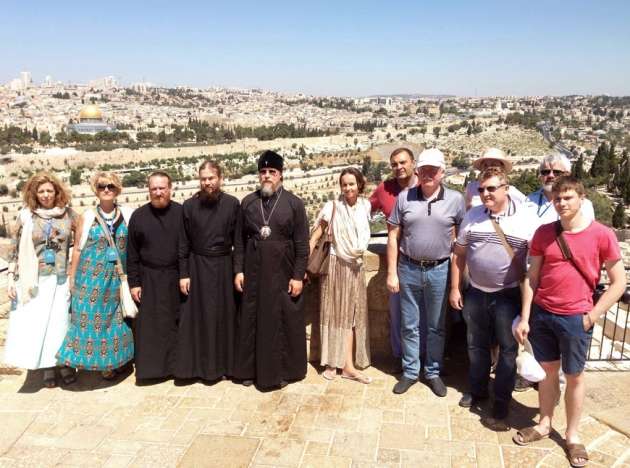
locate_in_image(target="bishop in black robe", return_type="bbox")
[127,200,183,380]
[233,187,309,389]
[175,191,240,381]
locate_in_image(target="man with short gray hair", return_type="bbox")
[525,153,594,225]
[387,148,465,396]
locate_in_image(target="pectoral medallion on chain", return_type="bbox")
[260,225,272,239]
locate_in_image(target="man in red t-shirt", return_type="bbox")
[369,147,417,364]
[514,176,625,467]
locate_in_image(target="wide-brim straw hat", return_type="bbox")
[472,147,512,172]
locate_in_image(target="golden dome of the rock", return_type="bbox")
[79,104,103,121]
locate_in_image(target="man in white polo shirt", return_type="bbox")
[450,167,537,422]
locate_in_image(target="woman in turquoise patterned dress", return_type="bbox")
[57,172,135,380]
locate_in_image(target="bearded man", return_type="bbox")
[127,171,182,381]
[233,150,310,390]
[175,160,240,381]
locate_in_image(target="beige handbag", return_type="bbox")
[94,212,139,319]
[307,202,336,276]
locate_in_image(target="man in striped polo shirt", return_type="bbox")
[450,167,538,423]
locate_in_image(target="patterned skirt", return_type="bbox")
[57,225,134,371]
[319,254,370,369]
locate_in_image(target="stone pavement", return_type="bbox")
[1,359,630,468]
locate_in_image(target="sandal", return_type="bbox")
[322,368,337,381]
[341,372,372,384]
[566,443,589,468]
[101,370,116,380]
[512,426,550,446]
[59,367,76,385]
[43,369,57,389]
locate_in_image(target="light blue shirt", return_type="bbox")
[525,188,595,228]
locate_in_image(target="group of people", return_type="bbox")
[4,146,624,467]
[4,151,311,390]
[371,146,623,467]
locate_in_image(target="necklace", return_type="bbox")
[97,206,118,236]
[259,188,283,239]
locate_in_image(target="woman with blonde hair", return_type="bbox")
[57,172,135,380]
[4,172,78,388]
[310,167,372,383]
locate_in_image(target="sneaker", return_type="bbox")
[426,377,447,397]
[242,379,254,387]
[393,376,417,394]
[458,392,488,408]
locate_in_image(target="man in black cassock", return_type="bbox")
[233,150,309,390]
[127,171,182,381]
[175,160,240,381]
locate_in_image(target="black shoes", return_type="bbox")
[492,401,509,420]
[242,379,254,387]
[458,392,488,408]
[426,377,447,397]
[393,376,417,394]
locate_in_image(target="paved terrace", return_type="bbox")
[1,361,630,468]
[1,250,630,467]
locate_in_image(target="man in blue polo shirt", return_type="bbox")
[387,148,465,396]
[450,167,537,422]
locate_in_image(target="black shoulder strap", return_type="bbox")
[554,221,595,290]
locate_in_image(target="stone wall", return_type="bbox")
[0,245,394,362]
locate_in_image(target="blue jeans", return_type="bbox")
[463,286,520,404]
[398,257,449,380]
[389,292,402,358]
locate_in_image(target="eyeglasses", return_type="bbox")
[96,183,117,192]
[477,184,507,194]
[540,169,565,176]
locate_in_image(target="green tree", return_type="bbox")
[122,171,146,188]
[511,170,539,195]
[588,189,613,226]
[69,168,82,185]
[612,202,626,228]
[589,142,609,178]
[571,155,586,179]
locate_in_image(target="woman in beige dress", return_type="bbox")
[310,167,372,383]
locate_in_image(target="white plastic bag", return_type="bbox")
[512,315,546,383]
[516,339,546,383]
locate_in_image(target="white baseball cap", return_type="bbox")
[416,148,446,169]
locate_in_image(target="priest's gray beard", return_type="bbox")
[260,185,274,198]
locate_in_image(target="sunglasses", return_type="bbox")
[477,184,507,194]
[96,183,117,192]
[540,169,565,176]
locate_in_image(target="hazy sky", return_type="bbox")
[2,0,629,96]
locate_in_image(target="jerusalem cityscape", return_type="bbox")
[1,2,630,467]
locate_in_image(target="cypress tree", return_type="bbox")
[590,143,609,178]
[612,202,626,228]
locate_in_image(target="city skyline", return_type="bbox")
[2,0,630,97]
